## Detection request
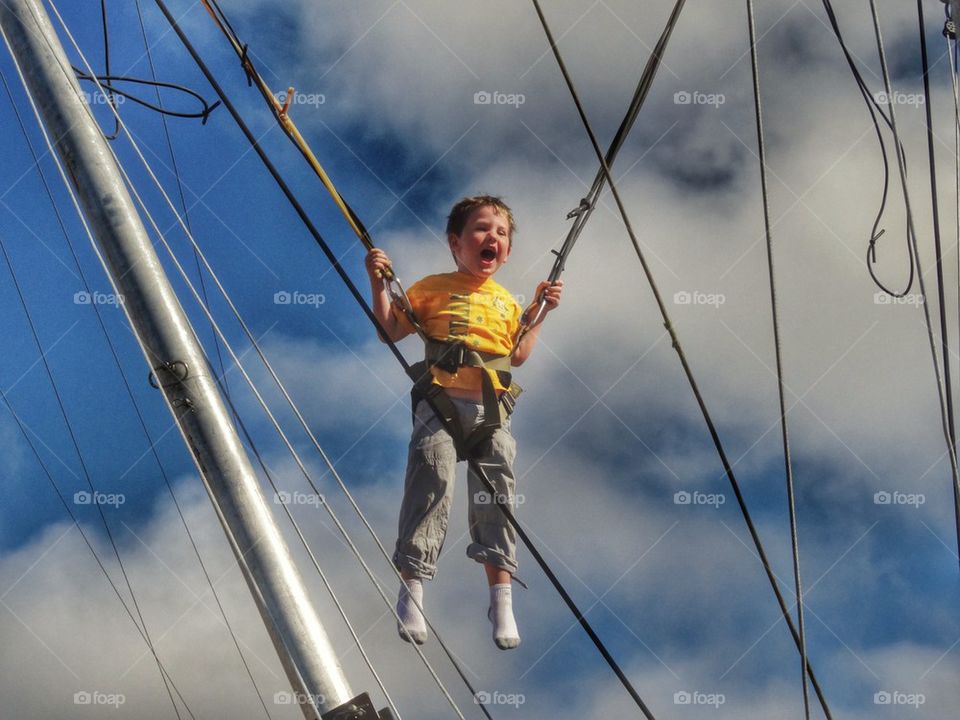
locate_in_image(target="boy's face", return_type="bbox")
[448,205,512,279]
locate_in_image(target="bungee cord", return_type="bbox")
[527,0,835,717]
[744,1,809,716]
[514,0,687,352]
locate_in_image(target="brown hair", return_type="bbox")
[445,195,516,243]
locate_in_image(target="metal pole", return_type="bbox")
[0,1,352,716]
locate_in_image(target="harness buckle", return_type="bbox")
[433,341,465,374]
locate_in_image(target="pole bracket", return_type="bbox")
[321,692,393,720]
[148,360,190,389]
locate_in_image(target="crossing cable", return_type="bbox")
[919,0,960,571]
[0,31,202,714]
[745,1,809,717]
[514,0,687,348]
[527,1,835,716]
[866,0,960,568]
[151,1,662,715]
[946,7,960,440]
[0,181,191,719]
[818,0,915,298]
[0,63,275,719]
[36,4,433,717]
[0,387,191,714]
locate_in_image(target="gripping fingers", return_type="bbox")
[539,280,563,309]
[365,248,392,279]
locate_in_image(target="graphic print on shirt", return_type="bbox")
[447,293,470,339]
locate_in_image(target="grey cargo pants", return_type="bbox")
[393,396,518,580]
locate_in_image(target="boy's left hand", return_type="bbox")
[534,280,563,315]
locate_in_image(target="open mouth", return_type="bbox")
[480,248,497,262]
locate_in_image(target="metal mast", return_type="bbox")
[0,1,386,717]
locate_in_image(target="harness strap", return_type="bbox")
[409,353,523,461]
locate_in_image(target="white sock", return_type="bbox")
[487,583,520,650]
[397,578,427,645]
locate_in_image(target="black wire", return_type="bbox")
[73,67,221,122]
[918,0,960,569]
[818,0,915,297]
[527,0,837,717]
[744,1,810,716]
[99,0,120,139]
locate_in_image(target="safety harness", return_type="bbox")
[404,325,523,461]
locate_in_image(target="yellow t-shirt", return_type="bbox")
[392,272,522,393]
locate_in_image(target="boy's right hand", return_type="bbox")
[365,248,393,282]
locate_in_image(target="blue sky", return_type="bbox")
[1,0,959,718]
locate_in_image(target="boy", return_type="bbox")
[365,195,561,650]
